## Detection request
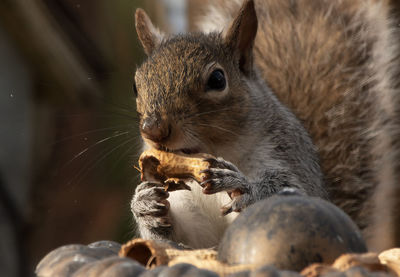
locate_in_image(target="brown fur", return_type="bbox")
[197,0,400,250]
[135,33,252,154]
[133,0,329,247]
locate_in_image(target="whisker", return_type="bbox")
[53,125,137,145]
[61,131,132,169]
[183,106,233,120]
[109,142,140,175]
[197,123,239,136]
[193,107,232,117]
[103,109,139,121]
[69,136,140,186]
[187,98,206,110]
[55,107,139,122]
[106,101,136,113]
[183,127,206,149]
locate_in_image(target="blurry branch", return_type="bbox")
[0,0,101,104]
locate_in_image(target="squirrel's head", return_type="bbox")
[134,0,257,154]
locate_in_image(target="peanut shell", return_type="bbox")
[332,252,387,273]
[379,248,400,276]
[138,148,213,191]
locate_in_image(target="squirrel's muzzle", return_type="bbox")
[141,117,171,144]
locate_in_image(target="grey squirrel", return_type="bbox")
[131,0,400,251]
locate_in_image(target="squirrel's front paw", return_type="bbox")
[200,157,250,194]
[131,181,172,237]
[200,157,252,214]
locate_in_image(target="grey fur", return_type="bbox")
[131,0,328,248]
[132,0,400,250]
[131,182,172,240]
[197,0,400,251]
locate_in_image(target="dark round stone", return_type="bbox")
[73,256,145,277]
[218,195,367,271]
[87,240,122,254]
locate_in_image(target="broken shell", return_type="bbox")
[138,148,213,191]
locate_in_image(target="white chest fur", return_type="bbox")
[168,180,238,248]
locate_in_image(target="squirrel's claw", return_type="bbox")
[203,157,240,172]
[200,167,249,194]
[131,181,172,232]
[200,157,254,214]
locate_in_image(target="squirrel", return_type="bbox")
[131,0,400,252]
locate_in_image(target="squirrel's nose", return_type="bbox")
[141,117,171,143]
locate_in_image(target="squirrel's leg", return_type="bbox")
[201,157,306,215]
[131,181,173,240]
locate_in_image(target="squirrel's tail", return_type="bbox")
[196,0,400,251]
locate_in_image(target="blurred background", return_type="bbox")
[0,0,207,276]
[5,1,400,276]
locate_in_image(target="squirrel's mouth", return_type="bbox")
[179,148,200,155]
[158,145,200,155]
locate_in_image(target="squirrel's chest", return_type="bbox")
[168,180,238,249]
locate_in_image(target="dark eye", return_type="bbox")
[133,81,138,97]
[206,69,226,91]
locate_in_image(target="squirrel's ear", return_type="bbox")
[135,8,164,56]
[224,0,258,75]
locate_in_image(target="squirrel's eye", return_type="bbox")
[133,81,138,97]
[206,69,226,91]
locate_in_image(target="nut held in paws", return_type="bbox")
[138,148,213,191]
